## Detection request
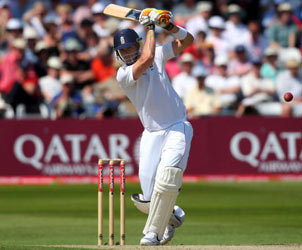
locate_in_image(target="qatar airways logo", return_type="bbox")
[230,131,302,172]
[13,134,135,175]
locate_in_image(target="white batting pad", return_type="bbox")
[143,167,183,239]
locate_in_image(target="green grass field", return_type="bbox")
[0,181,302,250]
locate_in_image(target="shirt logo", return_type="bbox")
[120,36,125,44]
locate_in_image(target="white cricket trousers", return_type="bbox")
[139,121,193,201]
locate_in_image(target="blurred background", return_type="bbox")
[0,0,301,119]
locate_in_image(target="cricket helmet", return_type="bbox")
[114,28,140,50]
[113,29,142,65]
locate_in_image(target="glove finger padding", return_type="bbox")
[150,10,173,28]
[139,8,155,26]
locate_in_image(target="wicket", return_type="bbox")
[98,159,126,246]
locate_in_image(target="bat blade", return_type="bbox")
[103,4,141,21]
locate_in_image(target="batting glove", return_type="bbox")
[149,9,173,28]
[139,8,155,27]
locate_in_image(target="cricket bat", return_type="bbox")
[103,4,141,21]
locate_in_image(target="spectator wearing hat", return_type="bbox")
[91,2,110,38]
[205,55,241,112]
[62,38,95,95]
[206,16,231,57]
[184,65,221,118]
[34,40,51,77]
[260,47,279,82]
[186,1,212,38]
[39,56,63,105]
[23,26,39,63]
[51,73,84,118]
[4,18,23,52]
[228,44,252,77]
[276,59,302,117]
[224,4,249,50]
[0,38,27,95]
[0,38,40,111]
[236,59,276,116]
[268,3,297,48]
[23,1,48,38]
[172,53,197,100]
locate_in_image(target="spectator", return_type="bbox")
[184,65,221,118]
[206,16,230,57]
[23,1,48,38]
[186,1,212,38]
[56,3,77,41]
[0,38,41,111]
[276,59,302,116]
[6,18,23,46]
[62,38,95,88]
[23,26,39,63]
[224,4,249,50]
[172,0,197,26]
[0,38,26,96]
[228,45,252,77]
[205,55,241,113]
[268,3,297,48]
[0,1,11,53]
[77,18,94,47]
[201,42,215,74]
[244,20,269,61]
[51,73,84,118]
[72,0,97,25]
[91,2,110,38]
[236,59,276,116]
[91,44,116,83]
[43,19,62,49]
[172,53,197,100]
[184,31,207,61]
[39,56,63,105]
[260,46,279,82]
[34,40,51,77]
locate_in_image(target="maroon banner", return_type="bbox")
[1,117,302,179]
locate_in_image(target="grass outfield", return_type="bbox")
[0,182,302,250]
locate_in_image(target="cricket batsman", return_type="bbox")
[113,8,194,245]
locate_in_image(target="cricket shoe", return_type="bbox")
[140,232,160,246]
[160,205,185,245]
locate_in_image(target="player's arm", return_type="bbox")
[132,28,155,80]
[132,9,156,80]
[169,25,194,56]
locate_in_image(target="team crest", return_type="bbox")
[120,36,125,44]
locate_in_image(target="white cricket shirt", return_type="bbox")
[117,43,186,132]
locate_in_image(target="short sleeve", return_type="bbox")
[156,43,175,62]
[116,65,136,87]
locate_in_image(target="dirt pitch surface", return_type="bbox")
[40,245,302,250]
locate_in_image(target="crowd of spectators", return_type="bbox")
[0,0,301,119]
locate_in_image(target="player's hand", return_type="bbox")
[139,8,155,27]
[149,9,173,28]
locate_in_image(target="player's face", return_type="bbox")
[119,44,140,65]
